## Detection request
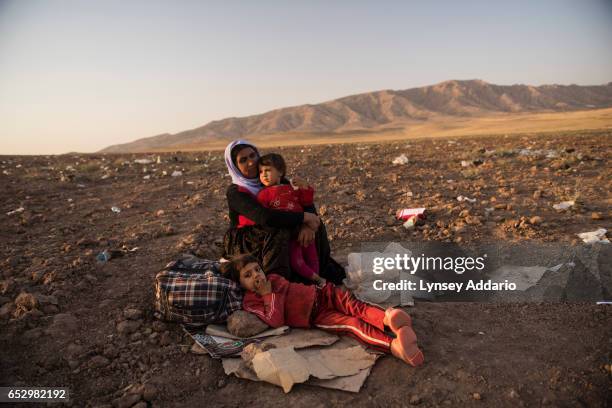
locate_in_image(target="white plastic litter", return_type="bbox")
[577,228,609,244]
[111,206,121,213]
[134,159,153,164]
[6,207,24,216]
[553,201,575,210]
[392,154,409,165]
[171,170,183,177]
[343,243,421,305]
[457,195,477,203]
[461,160,472,167]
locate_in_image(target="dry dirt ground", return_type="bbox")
[1,129,611,407]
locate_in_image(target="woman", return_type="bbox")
[222,139,345,284]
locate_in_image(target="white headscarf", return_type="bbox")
[224,139,262,196]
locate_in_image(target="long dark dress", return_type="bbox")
[222,183,345,284]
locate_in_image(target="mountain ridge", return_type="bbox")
[100,79,612,153]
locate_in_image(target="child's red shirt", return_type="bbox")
[242,274,316,328]
[256,184,314,213]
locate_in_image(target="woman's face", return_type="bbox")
[235,147,258,179]
[239,262,267,292]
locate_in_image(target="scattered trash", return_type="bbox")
[596,301,612,305]
[577,228,609,244]
[6,207,25,216]
[143,175,151,180]
[553,200,575,210]
[111,206,121,213]
[518,148,559,158]
[402,218,417,229]
[457,195,477,203]
[396,208,426,221]
[156,156,162,164]
[392,154,409,165]
[134,159,153,164]
[96,250,111,263]
[171,170,183,177]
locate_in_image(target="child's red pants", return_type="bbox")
[311,283,393,352]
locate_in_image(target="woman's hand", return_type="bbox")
[303,212,320,231]
[298,224,316,247]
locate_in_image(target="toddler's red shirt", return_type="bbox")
[256,184,314,213]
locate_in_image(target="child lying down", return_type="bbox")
[221,254,424,367]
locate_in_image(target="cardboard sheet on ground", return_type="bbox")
[206,324,289,339]
[222,331,380,393]
[261,328,339,349]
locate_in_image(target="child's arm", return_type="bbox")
[243,279,286,328]
[291,176,314,206]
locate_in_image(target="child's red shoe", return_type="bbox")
[384,308,413,332]
[390,327,424,367]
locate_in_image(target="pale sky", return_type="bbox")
[1,0,611,154]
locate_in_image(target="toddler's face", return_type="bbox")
[239,262,267,292]
[259,165,282,187]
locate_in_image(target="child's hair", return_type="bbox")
[257,153,286,177]
[220,254,260,284]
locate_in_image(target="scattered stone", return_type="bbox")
[123,308,143,320]
[103,345,119,359]
[0,303,15,320]
[553,201,574,211]
[151,321,166,332]
[409,395,422,405]
[529,216,543,225]
[591,212,603,220]
[46,313,78,337]
[159,331,173,346]
[14,292,38,311]
[392,154,409,165]
[116,320,142,335]
[23,327,44,340]
[472,392,481,400]
[89,355,110,368]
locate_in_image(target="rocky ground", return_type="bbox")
[0,129,610,407]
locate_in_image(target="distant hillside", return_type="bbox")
[100,79,612,153]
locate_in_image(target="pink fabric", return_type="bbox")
[289,239,319,279]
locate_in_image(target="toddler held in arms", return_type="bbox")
[256,153,324,286]
[221,254,424,367]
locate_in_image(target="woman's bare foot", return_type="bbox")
[390,326,424,367]
[383,308,413,332]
